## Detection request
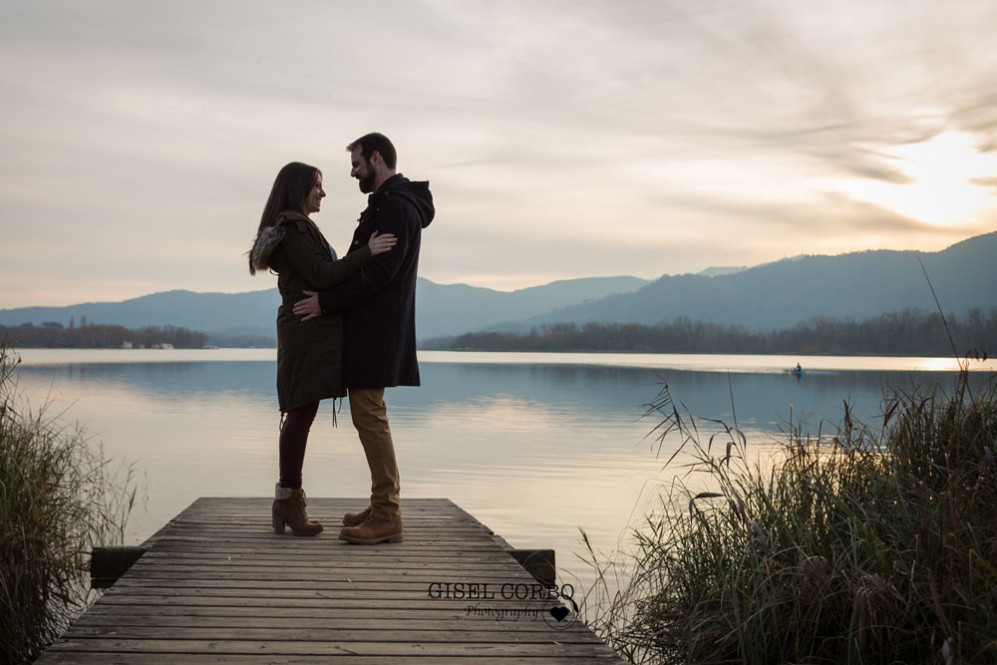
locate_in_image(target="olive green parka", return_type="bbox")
[251,211,371,412]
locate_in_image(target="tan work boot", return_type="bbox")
[342,506,372,527]
[339,513,403,544]
[272,484,323,536]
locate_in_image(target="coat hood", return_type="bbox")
[377,175,435,229]
[250,211,310,272]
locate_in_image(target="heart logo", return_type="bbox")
[549,606,570,622]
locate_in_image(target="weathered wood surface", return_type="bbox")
[36,497,623,663]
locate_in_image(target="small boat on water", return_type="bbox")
[790,363,803,377]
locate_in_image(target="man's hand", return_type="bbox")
[292,290,322,321]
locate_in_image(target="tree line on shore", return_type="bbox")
[5,306,995,355]
[0,322,208,349]
[426,307,997,356]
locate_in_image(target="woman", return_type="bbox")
[249,162,396,536]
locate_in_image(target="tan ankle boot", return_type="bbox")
[272,484,323,536]
[342,506,372,527]
[339,513,403,545]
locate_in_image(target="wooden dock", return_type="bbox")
[35,497,624,663]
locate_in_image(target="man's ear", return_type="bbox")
[369,150,383,169]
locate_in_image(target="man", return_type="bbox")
[293,133,434,545]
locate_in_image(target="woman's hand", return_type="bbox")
[369,231,397,256]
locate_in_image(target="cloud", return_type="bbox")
[2,0,997,307]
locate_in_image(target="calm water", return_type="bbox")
[12,349,995,595]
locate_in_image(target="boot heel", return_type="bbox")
[272,514,286,535]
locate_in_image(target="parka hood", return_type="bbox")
[377,175,435,229]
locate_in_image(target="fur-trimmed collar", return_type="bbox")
[250,211,310,272]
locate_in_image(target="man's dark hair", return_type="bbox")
[347,133,397,170]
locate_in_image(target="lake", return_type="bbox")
[11,349,995,598]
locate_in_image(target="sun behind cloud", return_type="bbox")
[833,131,997,228]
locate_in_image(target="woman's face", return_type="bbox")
[304,172,325,215]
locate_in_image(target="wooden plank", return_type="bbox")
[89,545,147,588]
[74,603,569,622]
[45,638,617,657]
[70,611,584,632]
[64,626,605,644]
[37,655,621,664]
[34,497,622,664]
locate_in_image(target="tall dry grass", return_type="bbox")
[586,366,997,664]
[0,340,137,664]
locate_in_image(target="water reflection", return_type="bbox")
[21,359,966,429]
[14,356,980,595]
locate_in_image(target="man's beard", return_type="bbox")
[357,165,376,193]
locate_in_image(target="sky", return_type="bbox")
[2,0,997,309]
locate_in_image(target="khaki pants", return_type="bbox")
[348,388,401,521]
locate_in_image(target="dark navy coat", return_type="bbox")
[318,174,434,389]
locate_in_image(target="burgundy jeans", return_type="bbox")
[278,401,319,489]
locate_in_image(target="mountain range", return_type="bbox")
[493,231,997,333]
[1,232,994,344]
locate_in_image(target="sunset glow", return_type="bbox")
[833,131,997,227]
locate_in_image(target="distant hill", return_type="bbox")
[0,290,283,344]
[498,232,997,332]
[416,276,650,339]
[696,265,748,278]
[1,233,993,343]
[0,276,651,344]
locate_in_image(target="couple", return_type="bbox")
[249,133,434,545]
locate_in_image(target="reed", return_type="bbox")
[587,366,997,664]
[0,340,136,664]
